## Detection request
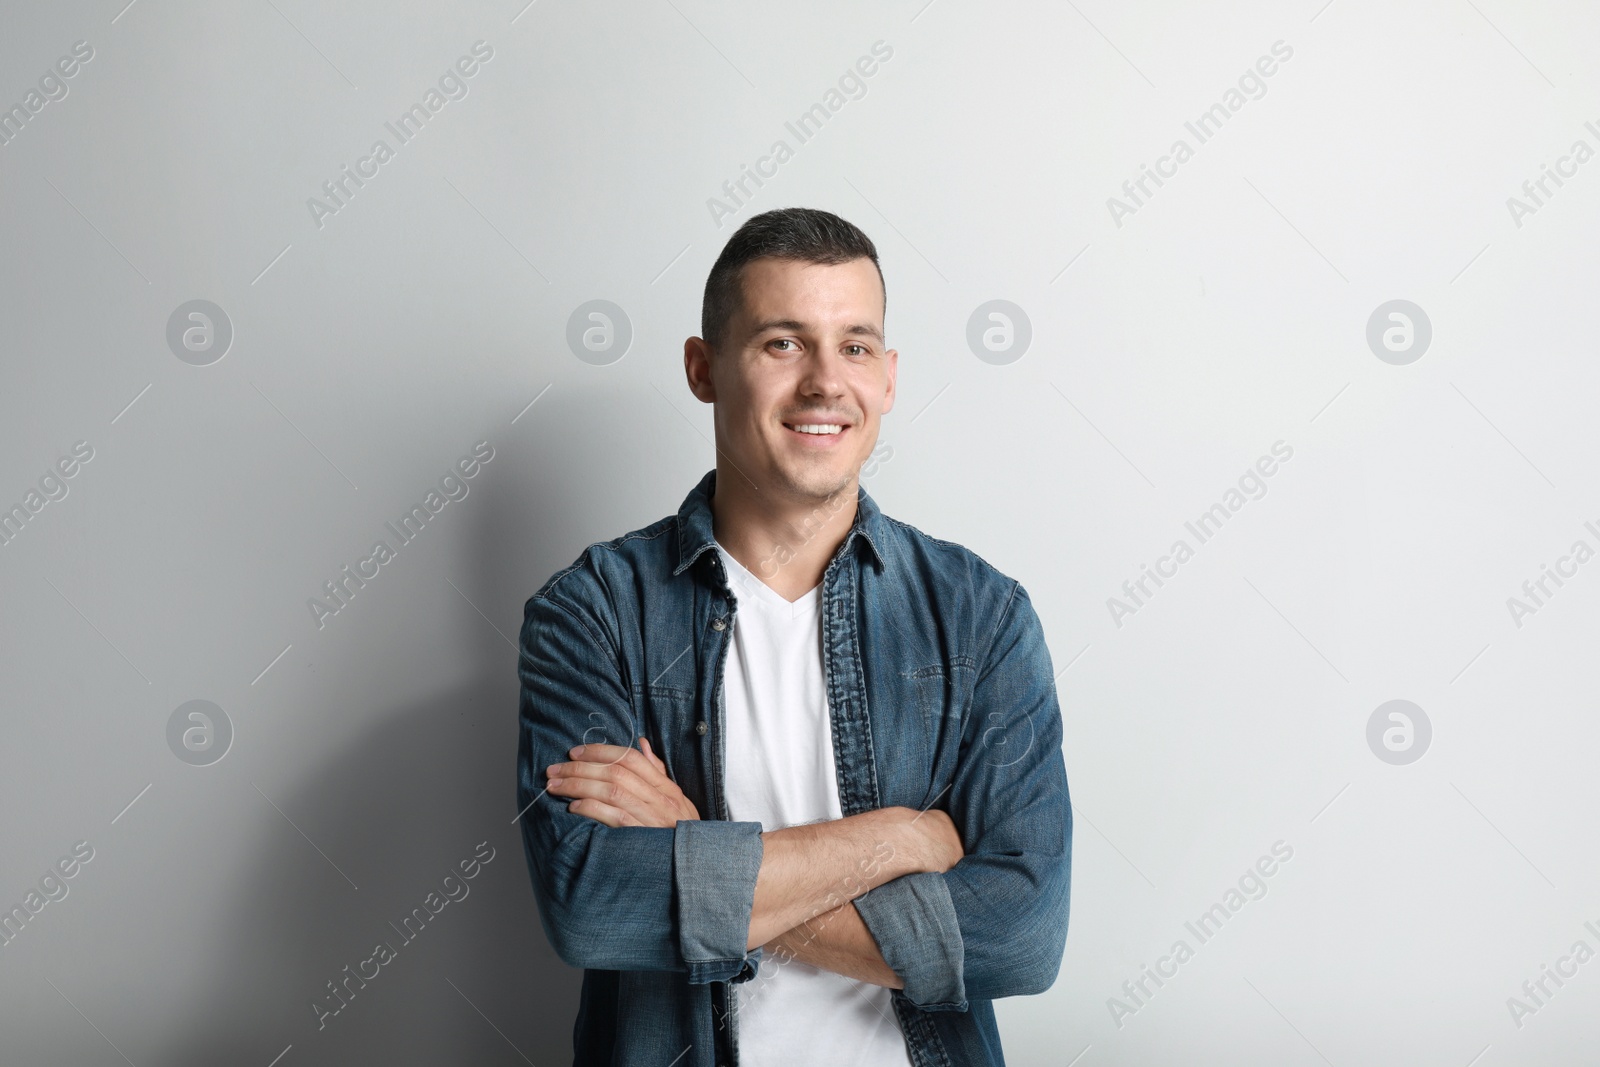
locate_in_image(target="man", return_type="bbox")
[516,207,1071,1065]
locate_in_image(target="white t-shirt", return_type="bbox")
[714,541,914,1067]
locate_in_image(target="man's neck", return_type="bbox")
[710,464,859,603]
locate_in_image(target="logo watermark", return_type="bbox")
[1504,521,1600,629]
[1365,300,1431,365]
[0,440,94,550]
[0,40,94,149]
[307,41,495,230]
[1107,40,1294,229]
[966,300,1031,365]
[311,841,496,1029]
[565,300,632,365]
[167,700,234,766]
[1506,920,1600,1029]
[1107,441,1293,628]
[1366,699,1431,765]
[308,441,494,630]
[1108,840,1294,1028]
[706,41,893,228]
[0,841,95,952]
[1505,120,1600,229]
[167,300,233,365]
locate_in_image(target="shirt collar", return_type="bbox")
[672,467,887,577]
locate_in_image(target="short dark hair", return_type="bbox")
[700,207,884,354]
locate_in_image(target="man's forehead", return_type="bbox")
[743,317,884,344]
[737,258,884,339]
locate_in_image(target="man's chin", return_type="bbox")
[771,460,857,504]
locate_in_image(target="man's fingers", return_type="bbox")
[571,742,668,787]
[568,742,634,767]
[549,761,677,823]
[549,762,651,806]
[564,796,633,828]
[555,738,698,825]
[557,749,657,790]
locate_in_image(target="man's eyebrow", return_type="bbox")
[746,319,884,344]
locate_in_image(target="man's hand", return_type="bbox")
[546,737,701,828]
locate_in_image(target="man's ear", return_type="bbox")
[882,346,898,415]
[684,336,716,404]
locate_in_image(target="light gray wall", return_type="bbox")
[2,1,1595,1063]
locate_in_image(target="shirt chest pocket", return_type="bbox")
[900,657,975,804]
[627,684,707,804]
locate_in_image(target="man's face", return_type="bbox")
[693,256,897,504]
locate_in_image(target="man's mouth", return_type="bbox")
[781,420,852,447]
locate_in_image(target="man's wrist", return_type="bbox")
[857,805,932,882]
[763,901,904,989]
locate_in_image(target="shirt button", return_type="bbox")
[711,617,727,631]
[695,720,708,735]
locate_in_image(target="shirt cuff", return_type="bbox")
[674,818,766,984]
[854,870,968,1011]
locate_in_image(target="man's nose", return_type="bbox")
[798,347,847,397]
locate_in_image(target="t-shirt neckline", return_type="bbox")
[714,541,821,616]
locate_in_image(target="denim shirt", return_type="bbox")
[516,469,1072,1066]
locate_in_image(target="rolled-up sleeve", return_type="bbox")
[853,870,966,1009]
[517,588,766,981]
[855,582,1072,1011]
[674,820,766,983]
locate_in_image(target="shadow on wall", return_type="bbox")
[151,394,672,1066]
[153,678,581,1066]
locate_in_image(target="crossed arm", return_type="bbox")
[520,584,1070,1007]
[543,737,965,988]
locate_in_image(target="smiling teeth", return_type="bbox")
[792,424,843,435]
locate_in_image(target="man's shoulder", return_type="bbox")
[527,512,679,614]
[874,508,1024,608]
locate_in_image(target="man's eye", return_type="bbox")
[846,345,868,356]
[770,339,796,351]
